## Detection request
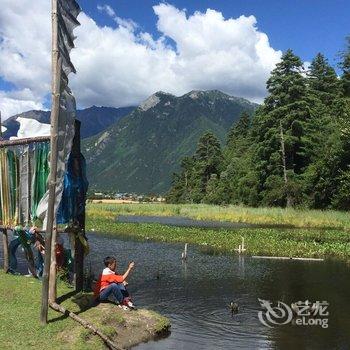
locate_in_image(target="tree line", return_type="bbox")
[167,38,350,209]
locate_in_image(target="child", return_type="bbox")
[94,256,135,310]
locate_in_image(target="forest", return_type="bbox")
[167,38,350,210]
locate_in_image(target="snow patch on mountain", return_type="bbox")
[1,126,7,133]
[189,91,202,99]
[10,117,50,139]
[139,94,161,111]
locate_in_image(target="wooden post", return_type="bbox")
[0,110,2,139]
[41,0,61,324]
[279,121,292,207]
[182,243,188,261]
[1,228,9,272]
[26,148,31,226]
[72,120,85,292]
[49,228,57,302]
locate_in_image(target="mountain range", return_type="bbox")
[2,105,134,139]
[2,90,257,194]
[82,90,258,194]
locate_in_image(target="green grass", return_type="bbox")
[87,202,350,230]
[86,206,350,260]
[0,273,89,350]
[0,272,170,349]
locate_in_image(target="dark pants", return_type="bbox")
[99,283,129,304]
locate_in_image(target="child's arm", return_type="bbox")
[122,262,135,281]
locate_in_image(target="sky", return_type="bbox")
[0,0,349,119]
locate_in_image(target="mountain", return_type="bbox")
[83,90,258,194]
[2,105,135,139]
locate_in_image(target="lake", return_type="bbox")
[1,231,349,349]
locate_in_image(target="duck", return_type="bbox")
[229,301,239,315]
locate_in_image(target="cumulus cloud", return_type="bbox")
[0,1,282,119]
[0,91,45,119]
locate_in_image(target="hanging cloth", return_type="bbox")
[57,152,89,224]
[0,149,19,226]
[31,143,50,221]
[0,149,11,225]
[7,150,20,226]
[19,146,32,226]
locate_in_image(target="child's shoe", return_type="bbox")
[126,300,136,310]
[118,304,130,311]
[123,297,136,310]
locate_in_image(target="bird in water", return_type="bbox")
[229,301,239,316]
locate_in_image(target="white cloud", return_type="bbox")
[0,1,282,119]
[97,4,116,18]
[0,91,45,119]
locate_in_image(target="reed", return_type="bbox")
[87,202,350,230]
[86,209,350,260]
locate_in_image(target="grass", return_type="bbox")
[0,272,170,349]
[87,202,350,230]
[86,203,350,260]
[0,273,83,350]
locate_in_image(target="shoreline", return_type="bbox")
[86,204,350,261]
[0,272,170,349]
[87,202,350,230]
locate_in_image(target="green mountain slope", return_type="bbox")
[83,90,258,194]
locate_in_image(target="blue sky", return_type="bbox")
[0,0,349,117]
[80,0,350,65]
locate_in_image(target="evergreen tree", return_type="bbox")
[194,132,223,196]
[252,49,311,206]
[226,111,251,146]
[168,42,350,210]
[221,112,258,205]
[308,53,342,105]
[340,36,350,97]
[167,132,223,203]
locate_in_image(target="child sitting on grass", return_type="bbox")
[94,256,136,310]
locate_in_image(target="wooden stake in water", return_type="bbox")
[182,243,188,261]
[235,237,246,254]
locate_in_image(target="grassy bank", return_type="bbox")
[0,272,170,349]
[87,202,350,230]
[86,205,350,260]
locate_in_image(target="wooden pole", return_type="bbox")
[49,227,57,302]
[40,0,61,324]
[72,120,85,292]
[252,256,324,261]
[26,148,31,226]
[0,136,50,148]
[0,110,2,139]
[1,228,9,272]
[49,302,121,350]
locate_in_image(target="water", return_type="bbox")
[86,234,350,350]
[117,215,330,230]
[1,232,349,349]
[117,215,256,229]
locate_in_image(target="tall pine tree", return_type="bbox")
[252,49,311,206]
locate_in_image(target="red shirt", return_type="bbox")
[94,267,124,297]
